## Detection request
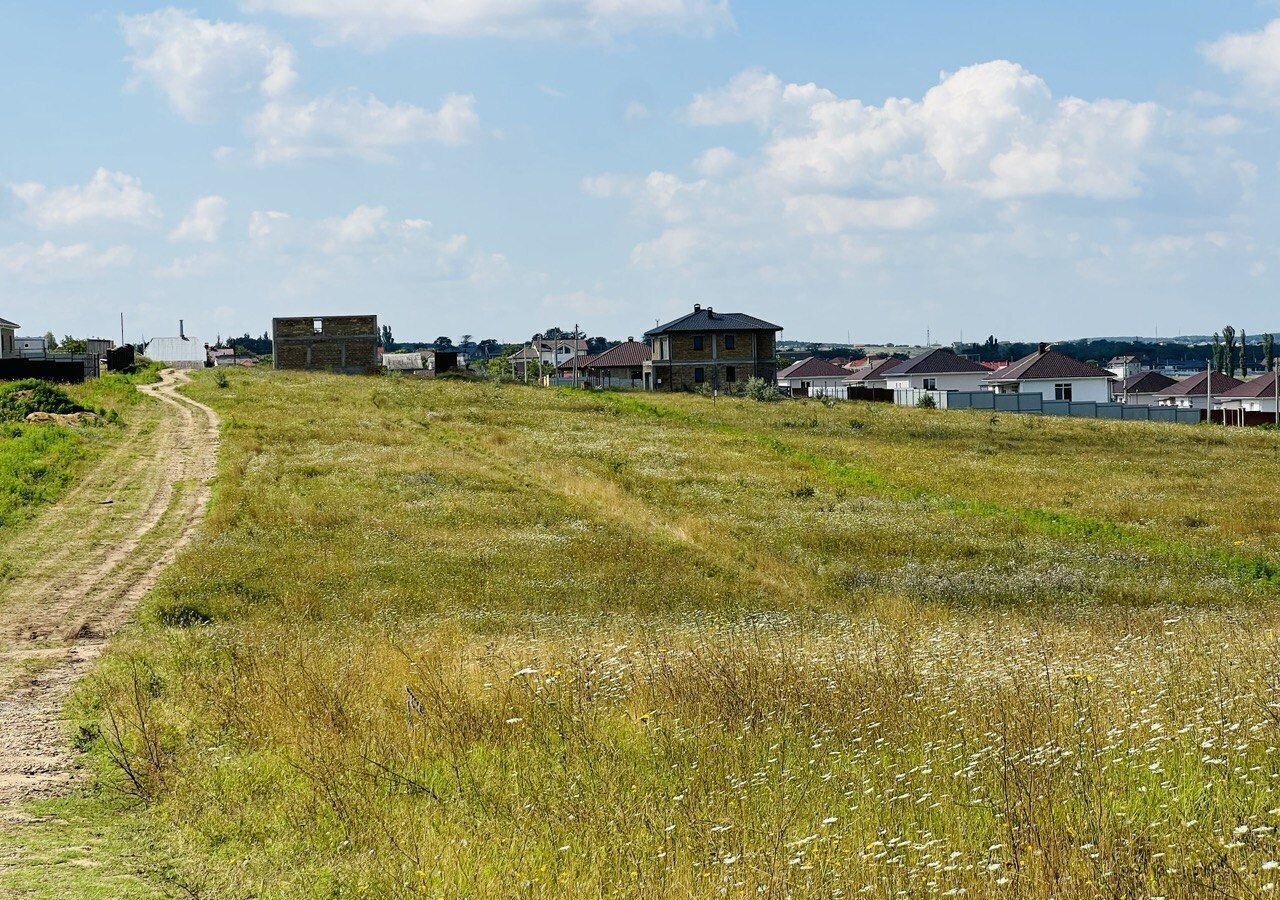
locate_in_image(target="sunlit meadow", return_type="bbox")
[78,369,1280,898]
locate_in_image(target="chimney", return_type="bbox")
[693,303,701,312]
[1038,342,1048,354]
[179,319,186,340]
[706,306,715,318]
[627,336,634,342]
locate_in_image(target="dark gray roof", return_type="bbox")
[645,306,781,336]
[883,348,989,376]
[778,357,850,379]
[1218,373,1280,398]
[1155,370,1245,396]
[1118,371,1177,394]
[986,347,1114,382]
[0,317,19,329]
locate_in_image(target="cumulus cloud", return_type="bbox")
[1203,19,1280,103]
[11,169,161,230]
[240,0,733,43]
[170,196,229,242]
[249,92,480,163]
[121,8,296,122]
[0,241,134,279]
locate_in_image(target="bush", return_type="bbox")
[0,379,87,422]
[214,371,230,389]
[916,393,937,409]
[743,377,782,402]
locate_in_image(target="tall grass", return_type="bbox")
[78,371,1280,898]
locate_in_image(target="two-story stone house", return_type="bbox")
[642,304,782,392]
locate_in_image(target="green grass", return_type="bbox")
[64,370,1280,898]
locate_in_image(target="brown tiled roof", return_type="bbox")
[1154,370,1245,396]
[845,357,902,382]
[1118,371,1176,394]
[557,353,598,371]
[585,340,650,369]
[986,347,1114,382]
[778,356,850,379]
[1217,373,1280,398]
[884,348,989,376]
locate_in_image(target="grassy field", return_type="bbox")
[72,369,1280,898]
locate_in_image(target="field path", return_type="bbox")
[0,369,218,809]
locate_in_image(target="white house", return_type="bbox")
[985,345,1114,402]
[882,348,991,398]
[1113,370,1176,405]
[777,357,851,397]
[844,357,902,389]
[1153,370,1245,410]
[1217,373,1280,415]
[1108,355,1142,379]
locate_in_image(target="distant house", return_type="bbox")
[882,348,990,394]
[777,357,850,397]
[986,345,1115,402]
[0,318,18,358]
[1108,355,1142,379]
[844,357,902,389]
[1153,370,1245,410]
[1217,373,1280,415]
[145,321,207,369]
[643,304,782,392]
[583,339,650,388]
[512,337,589,378]
[1114,370,1176,405]
[272,315,380,374]
[383,351,430,374]
[556,353,597,381]
[15,336,44,358]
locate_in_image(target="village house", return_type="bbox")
[1107,355,1143,379]
[1152,370,1245,410]
[581,339,650,388]
[1217,373,1280,415]
[272,315,380,374]
[985,345,1115,401]
[512,337,589,378]
[1113,370,1176,405]
[0,318,18,358]
[145,321,207,369]
[844,357,902,389]
[777,357,850,397]
[643,304,781,392]
[881,348,990,395]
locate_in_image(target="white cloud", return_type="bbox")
[624,101,652,123]
[693,146,738,177]
[0,241,134,279]
[1203,19,1280,103]
[120,8,296,122]
[240,0,733,43]
[543,290,622,316]
[170,196,229,242]
[321,204,390,250]
[248,210,291,242]
[249,91,480,163]
[784,195,937,233]
[11,169,161,230]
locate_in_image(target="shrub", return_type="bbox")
[213,371,230,389]
[916,393,937,409]
[0,379,87,422]
[743,377,782,402]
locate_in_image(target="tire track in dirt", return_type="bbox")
[0,370,219,808]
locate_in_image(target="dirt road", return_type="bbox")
[0,370,219,809]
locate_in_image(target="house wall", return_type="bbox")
[1,327,15,358]
[146,335,207,368]
[648,330,778,391]
[778,375,847,395]
[1118,391,1165,406]
[1013,377,1111,402]
[884,372,987,392]
[273,315,379,373]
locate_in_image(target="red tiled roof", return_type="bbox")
[1154,370,1245,397]
[845,357,902,382]
[557,353,598,371]
[1217,372,1280,398]
[883,348,989,376]
[1118,371,1177,394]
[986,347,1114,382]
[778,356,850,379]
[585,340,650,369]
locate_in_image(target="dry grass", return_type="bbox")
[75,370,1280,898]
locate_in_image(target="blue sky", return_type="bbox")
[2,1,1280,345]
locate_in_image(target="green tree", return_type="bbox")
[59,335,88,353]
[1239,327,1248,378]
[380,325,394,349]
[1211,333,1223,372]
[1221,325,1236,375]
[1263,333,1275,372]
[42,331,56,351]
[435,336,454,349]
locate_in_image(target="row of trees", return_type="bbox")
[1211,326,1276,376]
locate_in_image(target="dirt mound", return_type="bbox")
[23,411,101,427]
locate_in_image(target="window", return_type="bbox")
[725,366,737,383]
[724,334,736,350]
[312,318,323,334]
[693,335,704,351]
[922,377,937,391]
[694,367,705,383]
[1055,383,1073,401]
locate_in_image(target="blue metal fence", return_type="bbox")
[946,391,1200,425]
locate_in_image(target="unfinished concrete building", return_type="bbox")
[272,316,379,374]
